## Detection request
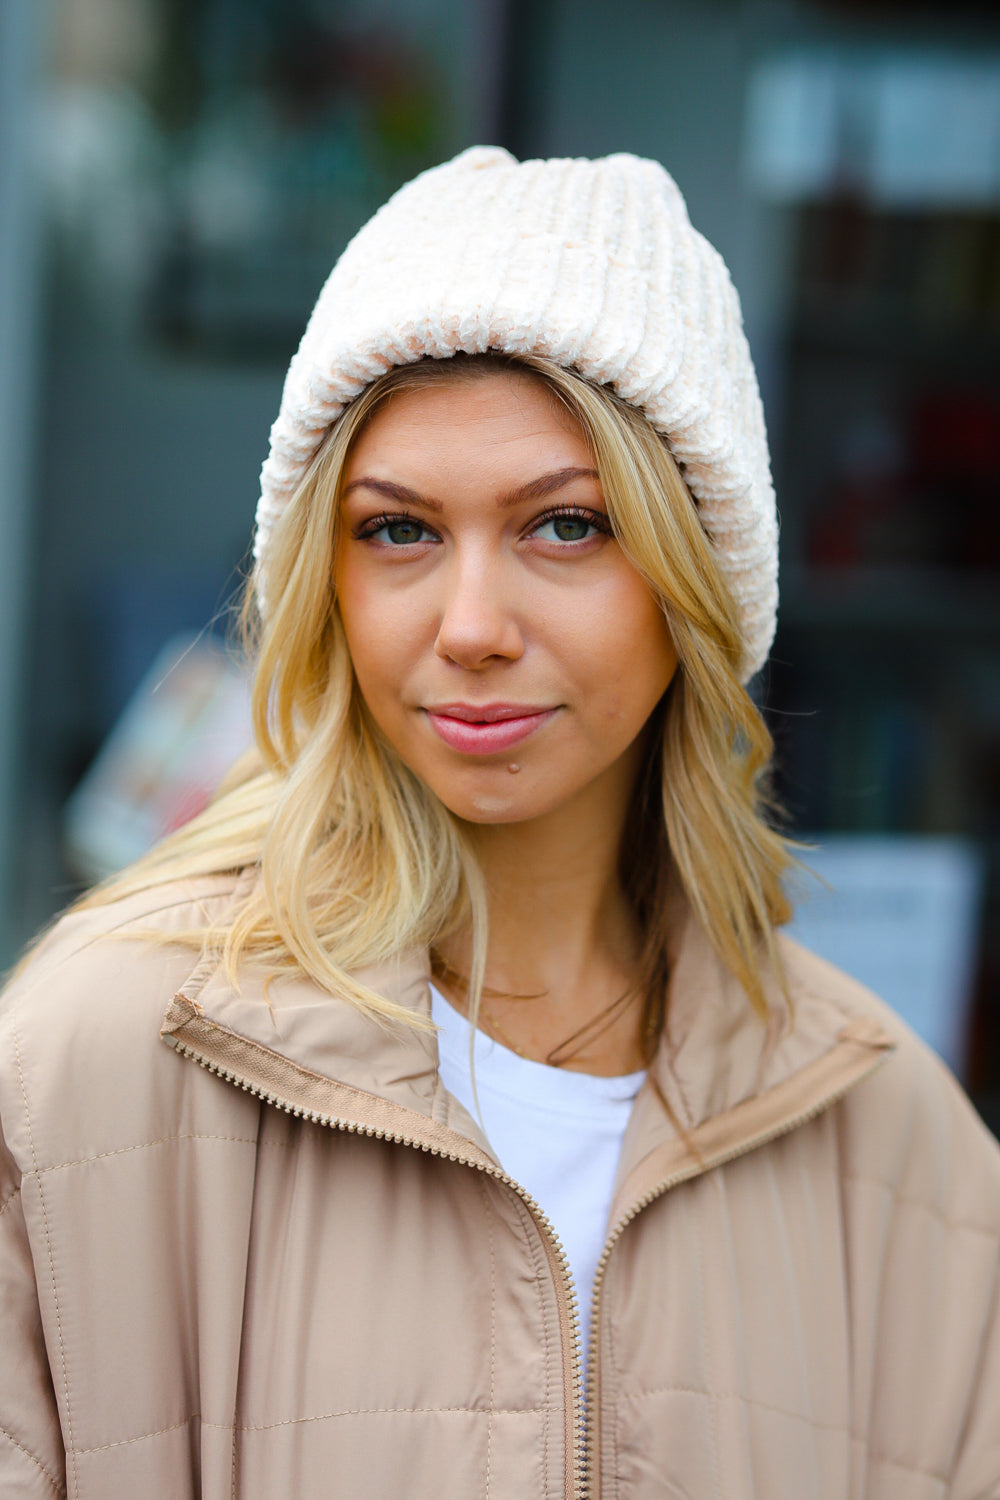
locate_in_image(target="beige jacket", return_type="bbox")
[1,873,998,1499]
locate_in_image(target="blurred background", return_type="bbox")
[1,0,998,1123]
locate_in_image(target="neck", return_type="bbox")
[435,754,649,1075]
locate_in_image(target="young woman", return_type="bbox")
[2,148,998,1500]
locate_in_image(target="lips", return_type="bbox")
[425,703,557,755]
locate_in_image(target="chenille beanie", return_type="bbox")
[254,146,778,679]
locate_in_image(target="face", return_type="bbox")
[335,370,678,826]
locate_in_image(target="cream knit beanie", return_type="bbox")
[255,146,778,679]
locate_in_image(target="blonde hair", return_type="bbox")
[71,352,794,1043]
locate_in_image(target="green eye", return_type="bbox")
[385,519,426,545]
[534,512,603,544]
[551,515,591,542]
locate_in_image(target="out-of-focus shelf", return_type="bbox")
[779,568,1000,634]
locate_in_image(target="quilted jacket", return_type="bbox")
[1,872,999,1498]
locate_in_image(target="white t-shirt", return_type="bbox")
[430,983,645,1383]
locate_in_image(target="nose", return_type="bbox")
[433,553,524,669]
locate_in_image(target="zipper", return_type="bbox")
[580,1040,892,1497]
[164,1029,587,1499]
[165,1002,892,1500]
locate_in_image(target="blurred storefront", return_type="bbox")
[2,0,999,1124]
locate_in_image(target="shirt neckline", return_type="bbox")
[430,982,646,1109]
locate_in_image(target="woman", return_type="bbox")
[1,148,998,1499]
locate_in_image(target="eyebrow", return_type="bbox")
[341,466,600,513]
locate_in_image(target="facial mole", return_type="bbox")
[507,763,521,774]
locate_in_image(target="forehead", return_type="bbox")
[343,369,592,484]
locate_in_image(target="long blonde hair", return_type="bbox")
[71,352,794,1041]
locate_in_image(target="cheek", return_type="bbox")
[583,588,677,722]
[335,565,411,701]
[335,551,382,631]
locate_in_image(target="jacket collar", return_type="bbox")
[161,876,895,1203]
[606,912,894,1216]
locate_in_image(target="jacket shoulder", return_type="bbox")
[6,872,246,991]
[0,873,252,1174]
[780,933,1000,1230]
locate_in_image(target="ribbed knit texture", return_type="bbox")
[255,146,778,679]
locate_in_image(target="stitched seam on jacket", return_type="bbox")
[616,1383,952,1480]
[232,1405,546,1433]
[0,1422,65,1495]
[478,1176,497,1500]
[868,1452,948,1486]
[75,1416,201,1454]
[619,1384,853,1427]
[78,1404,950,1481]
[0,1182,21,1217]
[34,1133,260,1176]
[508,1190,554,1498]
[12,1010,78,1492]
[697,1185,724,1500]
[950,1236,1000,1475]
[839,1173,1000,1238]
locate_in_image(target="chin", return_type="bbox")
[438,789,538,825]
[462,799,528,823]
[427,773,556,827]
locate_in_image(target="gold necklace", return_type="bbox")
[429,949,642,1069]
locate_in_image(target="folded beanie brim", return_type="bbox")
[254,146,778,681]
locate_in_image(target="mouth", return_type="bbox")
[424,703,558,755]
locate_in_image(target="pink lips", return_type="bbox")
[425,703,557,755]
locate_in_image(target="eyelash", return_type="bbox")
[352,506,612,543]
[352,511,434,543]
[533,505,613,540]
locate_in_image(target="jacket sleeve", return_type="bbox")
[949,1239,1000,1500]
[0,1119,66,1497]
